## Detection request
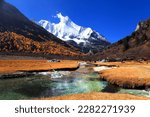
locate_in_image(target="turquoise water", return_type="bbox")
[0,66,149,100]
[0,75,107,100]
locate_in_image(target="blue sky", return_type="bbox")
[5,0,150,43]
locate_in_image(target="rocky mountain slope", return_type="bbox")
[96,19,150,60]
[38,13,110,53]
[0,0,82,56]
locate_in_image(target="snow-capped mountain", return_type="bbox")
[38,13,110,53]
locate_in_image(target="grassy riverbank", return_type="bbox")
[96,61,150,88]
[37,92,150,100]
[0,60,79,74]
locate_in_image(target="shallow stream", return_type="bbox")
[0,63,149,99]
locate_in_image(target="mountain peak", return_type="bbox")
[38,13,110,53]
[57,13,70,24]
[0,2,82,56]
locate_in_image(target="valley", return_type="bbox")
[0,0,150,100]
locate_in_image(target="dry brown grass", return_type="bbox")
[37,92,150,100]
[97,61,150,88]
[95,61,150,67]
[0,60,79,74]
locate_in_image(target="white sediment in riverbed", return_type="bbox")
[93,66,117,72]
[79,62,87,66]
[38,71,71,79]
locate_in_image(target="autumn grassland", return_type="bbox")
[38,92,149,100]
[0,60,79,74]
[96,61,150,88]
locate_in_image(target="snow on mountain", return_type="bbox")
[135,24,140,31]
[38,13,110,53]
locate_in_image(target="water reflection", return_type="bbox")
[40,78,105,97]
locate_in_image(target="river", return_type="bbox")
[0,63,149,99]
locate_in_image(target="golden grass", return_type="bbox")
[95,61,150,67]
[97,61,150,88]
[0,60,79,74]
[37,92,150,100]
